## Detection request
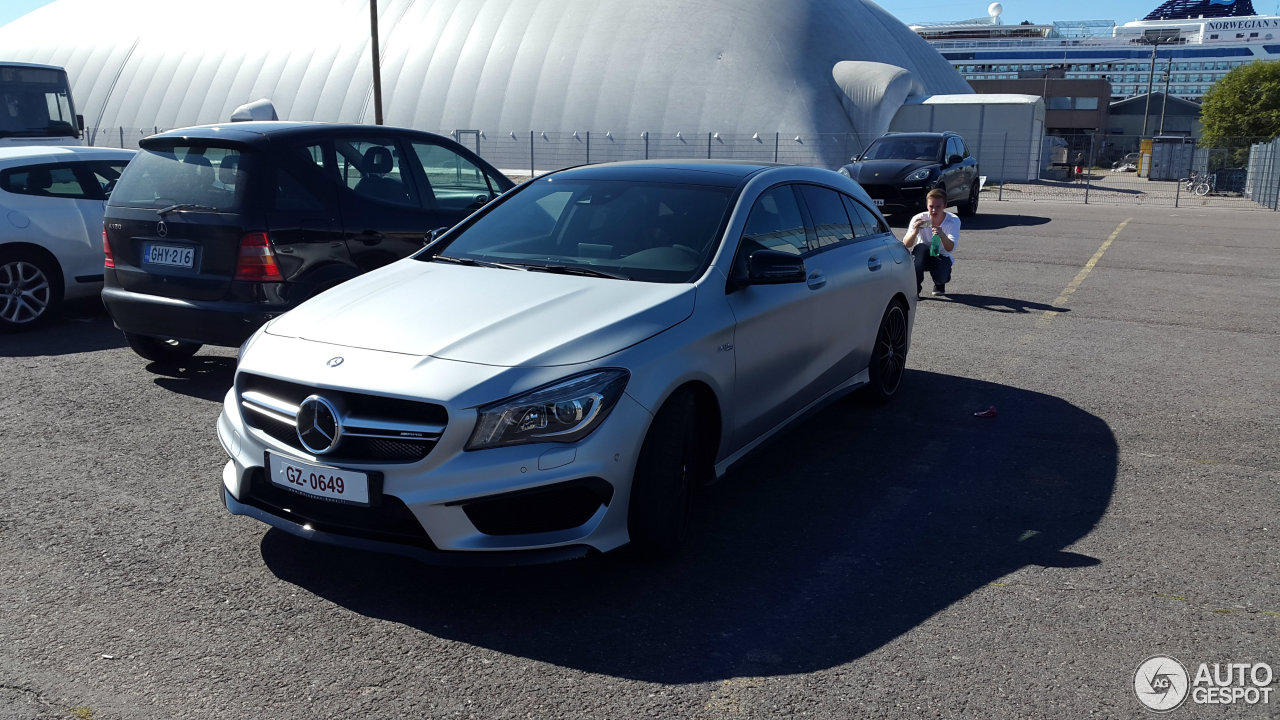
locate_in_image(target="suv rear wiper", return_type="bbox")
[521,264,629,280]
[157,203,217,217]
[430,255,523,270]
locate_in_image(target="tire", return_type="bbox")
[1193,181,1210,197]
[627,390,702,557]
[957,180,980,217]
[123,332,202,364]
[0,248,62,333]
[862,299,910,403]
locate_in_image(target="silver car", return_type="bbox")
[217,160,916,563]
[0,146,135,331]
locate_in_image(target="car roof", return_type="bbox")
[0,146,136,167]
[139,121,455,148]
[540,160,789,188]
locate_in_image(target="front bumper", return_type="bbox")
[217,385,652,563]
[858,183,935,214]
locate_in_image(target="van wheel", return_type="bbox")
[862,299,909,404]
[123,332,202,364]
[628,390,701,557]
[0,248,61,333]
[958,181,980,217]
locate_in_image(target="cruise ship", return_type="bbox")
[913,0,1280,102]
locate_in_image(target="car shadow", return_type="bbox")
[929,293,1069,314]
[149,356,237,402]
[257,369,1116,683]
[0,301,126,356]
[957,212,1051,230]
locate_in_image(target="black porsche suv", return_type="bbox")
[102,121,514,364]
[837,131,980,218]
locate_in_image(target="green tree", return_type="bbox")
[1200,60,1280,144]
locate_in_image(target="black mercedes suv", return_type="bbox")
[102,121,514,364]
[837,131,979,218]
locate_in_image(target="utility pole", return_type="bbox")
[370,0,384,125]
[1141,43,1159,136]
[1159,59,1172,134]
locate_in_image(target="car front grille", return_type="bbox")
[237,372,448,464]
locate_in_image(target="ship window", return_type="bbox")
[1249,32,1258,37]
[1209,34,1219,39]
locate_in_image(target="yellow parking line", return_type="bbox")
[1038,218,1130,327]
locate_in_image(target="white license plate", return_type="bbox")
[143,243,194,268]
[267,452,370,505]
[873,198,884,207]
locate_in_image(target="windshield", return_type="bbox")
[425,177,733,283]
[0,66,77,139]
[860,138,942,162]
[109,145,251,212]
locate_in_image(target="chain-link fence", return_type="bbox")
[86,125,1280,211]
[979,132,1280,211]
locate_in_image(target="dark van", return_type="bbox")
[102,121,514,363]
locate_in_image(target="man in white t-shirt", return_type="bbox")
[901,188,959,298]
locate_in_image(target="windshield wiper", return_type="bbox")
[521,264,629,280]
[157,203,217,216]
[430,255,524,270]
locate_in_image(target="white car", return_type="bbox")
[0,145,135,331]
[218,160,916,564]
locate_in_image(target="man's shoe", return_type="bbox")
[932,284,946,296]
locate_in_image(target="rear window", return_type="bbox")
[109,145,252,212]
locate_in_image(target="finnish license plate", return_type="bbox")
[267,452,370,505]
[873,198,884,207]
[142,243,195,268]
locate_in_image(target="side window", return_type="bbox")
[0,164,91,199]
[740,185,808,256]
[947,137,967,160]
[409,141,496,212]
[841,194,889,238]
[335,138,419,208]
[84,161,131,197]
[797,185,854,249]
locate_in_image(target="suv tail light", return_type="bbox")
[102,229,115,268]
[234,232,283,282]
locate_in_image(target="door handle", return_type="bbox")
[356,230,383,245]
[806,271,826,289]
[867,255,882,271]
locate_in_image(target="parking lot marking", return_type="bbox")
[1038,219,1130,328]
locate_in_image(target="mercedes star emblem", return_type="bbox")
[327,356,344,367]
[156,220,168,237]
[296,395,342,455]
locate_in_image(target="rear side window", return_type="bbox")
[841,195,889,238]
[2,164,85,198]
[109,146,249,211]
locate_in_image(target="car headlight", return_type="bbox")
[466,369,630,450]
[904,167,935,183]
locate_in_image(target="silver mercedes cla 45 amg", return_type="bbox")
[217,160,916,564]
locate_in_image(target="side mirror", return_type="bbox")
[744,249,806,285]
[76,114,85,138]
[424,226,450,247]
[947,154,963,166]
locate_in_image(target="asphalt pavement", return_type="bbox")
[1,196,1277,719]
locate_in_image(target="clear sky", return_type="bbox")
[1,0,1278,29]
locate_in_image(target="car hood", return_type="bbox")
[844,159,931,183]
[264,260,696,367]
